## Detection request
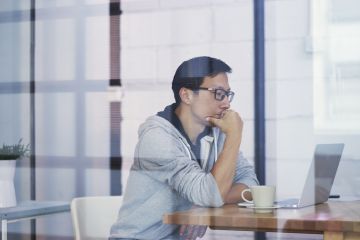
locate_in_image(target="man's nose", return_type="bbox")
[221,96,231,109]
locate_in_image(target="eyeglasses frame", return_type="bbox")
[190,87,235,102]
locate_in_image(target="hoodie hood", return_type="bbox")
[155,104,212,162]
[138,114,187,145]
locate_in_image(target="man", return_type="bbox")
[110,56,259,240]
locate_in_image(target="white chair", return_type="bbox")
[71,196,123,240]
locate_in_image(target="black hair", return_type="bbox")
[172,56,232,105]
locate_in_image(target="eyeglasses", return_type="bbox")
[192,87,235,102]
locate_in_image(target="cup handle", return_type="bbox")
[241,189,253,203]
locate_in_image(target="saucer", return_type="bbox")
[237,202,254,208]
[247,205,280,213]
[246,205,280,210]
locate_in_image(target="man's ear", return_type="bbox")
[179,87,192,105]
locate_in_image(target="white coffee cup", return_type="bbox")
[241,185,276,213]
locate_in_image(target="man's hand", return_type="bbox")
[206,109,243,138]
[208,109,243,200]
[179,225,207,240]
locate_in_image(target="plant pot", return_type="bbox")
[0,160,17,208]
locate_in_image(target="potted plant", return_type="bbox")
[0,139,30,160]
[0,139,30,208]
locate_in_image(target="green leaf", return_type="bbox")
[0,139,30,160]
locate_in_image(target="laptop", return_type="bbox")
[277,143,345,209]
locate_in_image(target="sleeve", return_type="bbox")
[136,127,224,207]
[215,130,259,187]
[233,151,259,187]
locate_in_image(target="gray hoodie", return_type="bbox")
[109,115,259,239]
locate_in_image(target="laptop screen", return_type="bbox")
[298,143,344,207]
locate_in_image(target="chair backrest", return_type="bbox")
[71,196,122,240]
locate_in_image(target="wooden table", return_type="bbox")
[163,200,360,240]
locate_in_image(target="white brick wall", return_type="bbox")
[120,0,256,178]
[121,0,160,12]
[265,0,360,200]
[157,44,212,82]
[36,93,76,156]
[120,0,360,201]
[266,40,313,81]
[266,80,313,119]
[214,1,254,41]
[265,0,315,197]
[265,0,309,40]
[0,22,30,83]
[211,42,254,81]
[121,47,157,80]
[36,19,77,82]
[85,16,109,80]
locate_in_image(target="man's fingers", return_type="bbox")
[206,116,220,127]
[186,225,194,239]
[179,225,208,240]
[179,225,186,236]
[179,225,193,239]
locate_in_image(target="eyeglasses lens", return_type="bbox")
[214,89,234,102]
[215,90,225,101]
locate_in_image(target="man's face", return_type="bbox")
[190,72,231,126]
